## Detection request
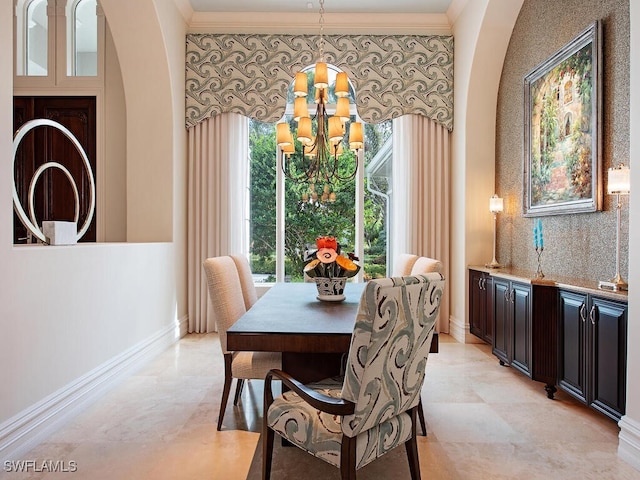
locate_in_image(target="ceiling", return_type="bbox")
[188,0,453,14]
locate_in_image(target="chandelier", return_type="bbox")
[276,0,363,202]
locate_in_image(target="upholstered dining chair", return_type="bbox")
[229,254,260,403]
[391,254,442,435]
[263,273,445,480]
[203,256,281,431]
[411,256,443,275]
[391,253,419,276]
[231,254,259,310]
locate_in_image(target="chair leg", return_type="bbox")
[263,372,276,480]
[234,379,245,406]
[262,423,275,480]
[217,354,234,431]
[405,435,421,480]
[340,435,357,480]
[417,396,427,436]
[406,407,421,480]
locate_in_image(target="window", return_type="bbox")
[15,0,49,76]
[67,0,98,76]
[248,66,392,282]
[15,0,102,81]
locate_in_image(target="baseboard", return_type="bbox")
[0,321,180,462]
[448,315,483,344]
[178,314,189,338]
[619,414,640,472]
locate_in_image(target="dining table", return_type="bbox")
[226,281,438,383]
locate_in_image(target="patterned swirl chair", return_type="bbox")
[263,273,445,480]
[409,255,444,436]
[203,256,281,431]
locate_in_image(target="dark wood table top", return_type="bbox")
[226,282,365,353]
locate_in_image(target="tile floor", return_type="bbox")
[3,334,639,480]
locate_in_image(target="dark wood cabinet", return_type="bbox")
[469,266,627,417]
[469,269,493,344]
[492,277,532,376]
[558,290,627,420]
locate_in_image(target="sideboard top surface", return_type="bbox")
[468,265,628,302]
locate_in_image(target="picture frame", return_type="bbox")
[523,21,602,217]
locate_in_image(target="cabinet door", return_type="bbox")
[469,270,485,340]
[470,270,493,344]
[492,278,510,364]
[558,290,588,403]
[511,282,532,377]
[483,276,494,343]
[590,297,627,420]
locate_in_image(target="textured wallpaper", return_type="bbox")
[185,34,453,129]
[496,0,630,282]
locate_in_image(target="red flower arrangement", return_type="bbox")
[304,236,360,279]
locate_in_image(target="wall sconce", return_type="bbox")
[486,194,503,269]
[599,164,630,291]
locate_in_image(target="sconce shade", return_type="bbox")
[297,117,313,145]
[294,72,308,97]
[314,62,328,89]
[607,164,630,194]
[282,141,295,156]
[328,117,344,142]
[276,123,292,147]
[349,122,363,150]
[335,72,349,97]
[335,97,351,123]
[293,97,309,121]
[489,194,504,213]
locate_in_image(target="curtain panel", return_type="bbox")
[188,113,248,333]
[392,114,450,333]
[186,34,453,129]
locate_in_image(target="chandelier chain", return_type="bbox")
[318,0,325,61]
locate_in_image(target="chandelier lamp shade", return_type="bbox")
[276,0,362,195]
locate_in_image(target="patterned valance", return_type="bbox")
[186,34,453,130]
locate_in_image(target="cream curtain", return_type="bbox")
[392,114,450,333]
[187,113,248,333]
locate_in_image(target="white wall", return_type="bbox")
[0,0,188,460]
[618,0,640,470]
[449,0,524,342]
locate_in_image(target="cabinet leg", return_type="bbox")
[544,384,557,400]
[499,360,506,366]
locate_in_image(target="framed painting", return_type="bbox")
[523,21,602,217]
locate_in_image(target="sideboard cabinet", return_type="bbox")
[558,290,627,421]
[468,267,627,420]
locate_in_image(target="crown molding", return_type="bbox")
[172,0,194,23]
[187,12,452,35]
[446,0,469,25]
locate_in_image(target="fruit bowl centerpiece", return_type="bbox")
[303,236,360,301]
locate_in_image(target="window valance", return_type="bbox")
[186,34,453,130]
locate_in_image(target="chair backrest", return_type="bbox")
[203,256,247,353]
[231,254,258,310]
[391,253,419,276]
[410,256,443,275]
[340,273,445,437]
